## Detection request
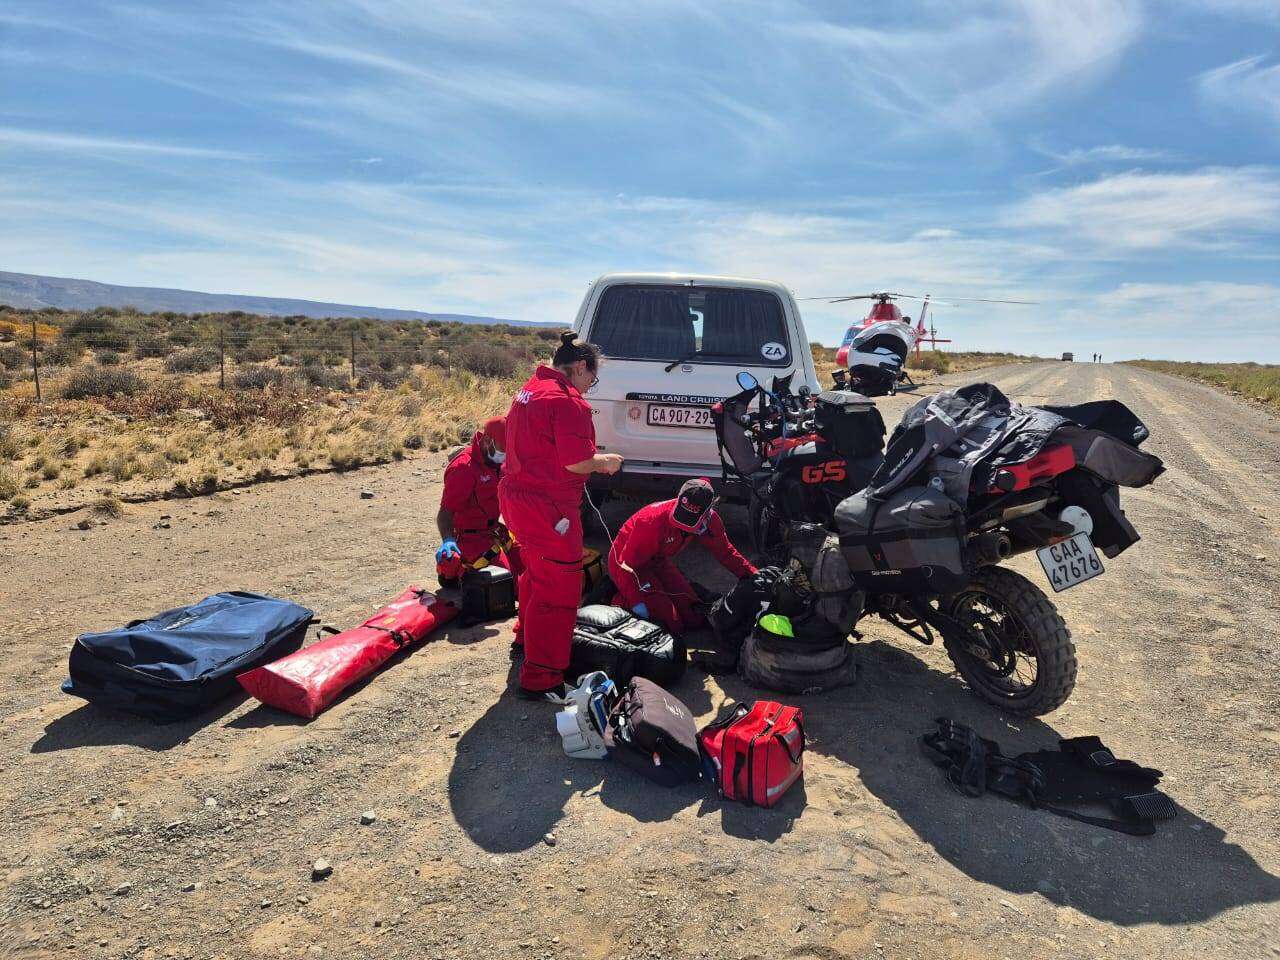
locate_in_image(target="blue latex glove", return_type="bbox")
[631,602,650,620]
[436,539,461,562]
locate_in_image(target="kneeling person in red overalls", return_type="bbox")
[435,416,524,587]
[609,478,756,635]
[500,333,623,702]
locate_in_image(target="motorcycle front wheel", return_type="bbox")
[747,495,786,560]
[941,567,1077,716]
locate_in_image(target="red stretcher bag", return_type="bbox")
[698,700,805,807]
[237,587,457,719]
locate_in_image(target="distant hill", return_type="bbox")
[0,270,538,326]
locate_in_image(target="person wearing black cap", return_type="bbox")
[607,478,756,635]
[498,332,623,702]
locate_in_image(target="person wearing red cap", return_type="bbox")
[609,478,756,635]
[500,332,623,701]
[435,416,523,587]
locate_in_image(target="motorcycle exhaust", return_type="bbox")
[970,532,1013,566]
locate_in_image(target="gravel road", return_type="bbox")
[2,361,1277,959]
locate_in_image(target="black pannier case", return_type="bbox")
[461,565,517,623]
[835,485,968,594]
[815,390,886,459]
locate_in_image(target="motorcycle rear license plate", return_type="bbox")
[646,404,712,429]
[1036,532,1105,593]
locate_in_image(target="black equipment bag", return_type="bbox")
[461,566,516,624]
[568,605,686,687]
[814,390,885,459]
[835,485,968,594]
[921,718,1177,836]
[604,677,702,787]
[62,592,313,722]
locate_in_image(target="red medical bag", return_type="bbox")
[698,700,805,807]
[237,586,457,719]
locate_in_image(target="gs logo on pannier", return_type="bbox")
[801,461,847,484]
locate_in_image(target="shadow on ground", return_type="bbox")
[33,693,248,753]
[804,638,1280,927]
[446,691,700,854]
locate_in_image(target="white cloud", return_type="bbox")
[1197,55,1280,127]
[1040,144,1173,166]
[779,0,1142,138]
[1006,167,1280,250]
[0,127,250,160]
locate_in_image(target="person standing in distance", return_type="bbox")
[499,331,622,701]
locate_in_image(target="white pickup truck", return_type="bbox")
[570,273,821,500]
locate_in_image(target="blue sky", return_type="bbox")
[1,1,1278,361]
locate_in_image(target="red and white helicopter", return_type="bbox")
[812,291,1033,397]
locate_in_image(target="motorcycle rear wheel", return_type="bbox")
[941,567,1077,716]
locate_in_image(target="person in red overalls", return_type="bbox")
[435,416,524,587]
[500,332,623,701]
[609,478,756,635]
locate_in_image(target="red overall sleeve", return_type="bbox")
[701,511,756,579]
[440,458,476,514]
[551,395,596,470]
[616,508,666,573]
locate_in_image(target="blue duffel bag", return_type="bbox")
[62,592,314,722]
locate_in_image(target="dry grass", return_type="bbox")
[1124,360,1280,409]
[811,342,1040,385]
[1,355,524,517]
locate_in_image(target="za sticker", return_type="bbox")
[760,341,786,361]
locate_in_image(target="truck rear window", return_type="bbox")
[588,284,791,366]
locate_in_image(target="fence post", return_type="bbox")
[350,331,357,384]
[30,317,41,403]
[219,320,226,390]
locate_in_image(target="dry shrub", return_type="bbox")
[0,424,20,461]
[454,341,517,378]
[912,352,952,374]
[199,390,310,429]
[10,494,30,511]
[107,451,140,482]
[172,461,220,496]
[61,365,143,400]
[232,364,294,391]
[92,493,124,517]
[163,346,220,374]
[0,465,19,500]
[103,381,191,418]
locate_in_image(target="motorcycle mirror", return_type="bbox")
[735,371,760,392]
[797,384,812,399]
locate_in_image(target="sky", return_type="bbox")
[1,1,1278,362]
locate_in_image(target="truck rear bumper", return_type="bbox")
[588,466,748,503]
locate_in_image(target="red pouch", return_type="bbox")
[698,700,804,807]
[237,587,457,719]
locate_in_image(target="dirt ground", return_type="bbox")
[2,361,1278,960]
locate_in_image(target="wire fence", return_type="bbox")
[0,316,556,402]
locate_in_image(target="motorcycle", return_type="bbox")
[710,370,1163,716]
